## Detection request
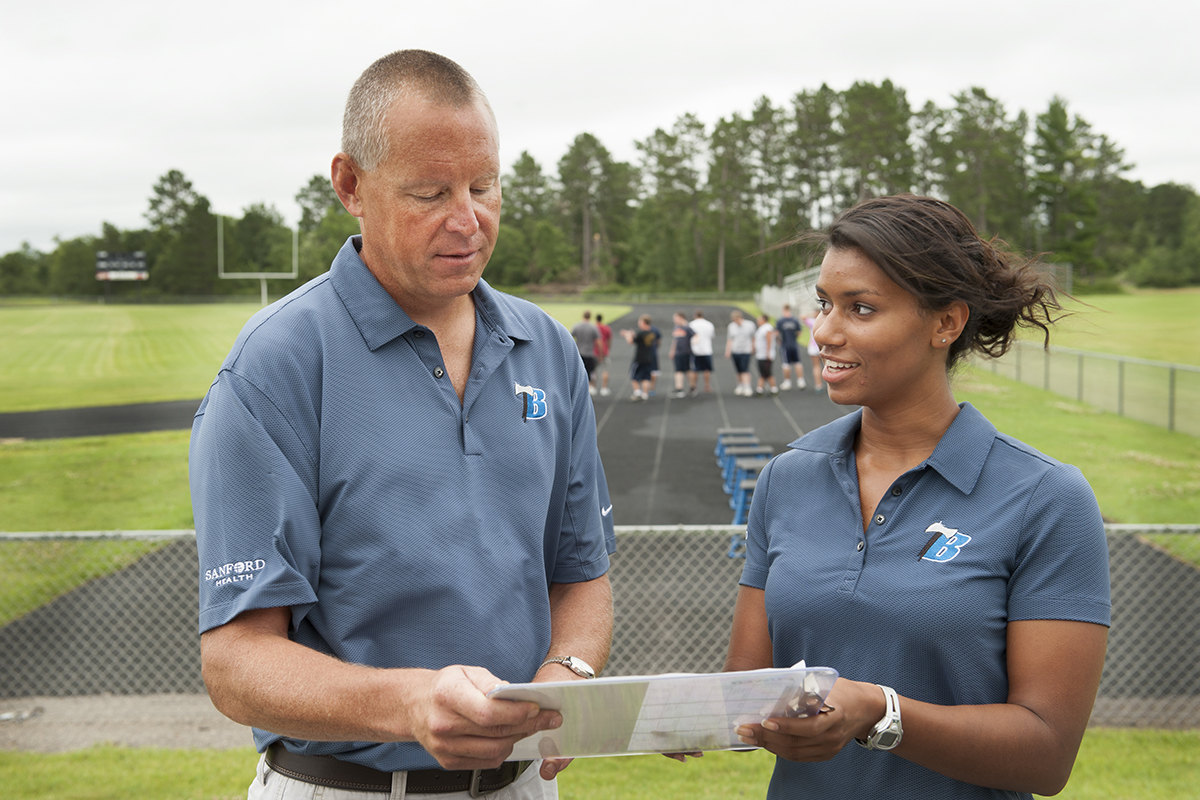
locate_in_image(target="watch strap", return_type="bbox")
[538,656,596,679]
[855,684,903,750]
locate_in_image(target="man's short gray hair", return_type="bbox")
[341,50,490,172]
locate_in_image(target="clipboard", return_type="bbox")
[487,664,838,760]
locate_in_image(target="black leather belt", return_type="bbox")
[265,742,532,796]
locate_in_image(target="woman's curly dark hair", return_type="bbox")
[795,194,1066,370]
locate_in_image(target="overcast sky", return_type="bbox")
[2,0,1196,256]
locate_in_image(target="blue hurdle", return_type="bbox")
[715,432,759,463]
[728,457,768,503]
[731,477,758,525]
[727,529,747,558]
[721,445,773,491]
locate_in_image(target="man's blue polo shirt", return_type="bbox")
[740,403,1110,800]
[190,236,613,772]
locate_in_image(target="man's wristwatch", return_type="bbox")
[539,656,596,679]
[855,684,903,750]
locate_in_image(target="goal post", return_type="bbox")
[216,215,299,305]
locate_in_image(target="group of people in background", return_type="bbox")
[571,304,826,401]
[727,304,826,397]
[663,309,717,399]
[571,308,717,402]
[615,309,718,401]
[615,310,711,401]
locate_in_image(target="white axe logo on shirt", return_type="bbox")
[919,521,972,563]
[515,382,547,422]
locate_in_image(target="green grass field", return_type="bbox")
[2,291,1194,414]
[0,303,261,413]
[954,370,1200,524]
[0,301,632,413]
[2,728,1197,799]
[1033,288,1200,367]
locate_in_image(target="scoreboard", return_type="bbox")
[96,251,148,281]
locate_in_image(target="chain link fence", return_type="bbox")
[2,525,1198,728]
[976,339,1200,437]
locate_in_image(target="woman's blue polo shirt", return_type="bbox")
[741,403,1111,800]
[190,237,613,772]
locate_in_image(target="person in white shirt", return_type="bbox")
[689,309,716,393]
[724,310,757,397]
[753,313,779,395]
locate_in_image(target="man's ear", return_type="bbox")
[933,300,969,349]
[331,153,364,218]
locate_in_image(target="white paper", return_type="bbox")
[487,665,837,760]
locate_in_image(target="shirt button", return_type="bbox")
[891,485,902,496]
[856,541,864,552]
[874,514,886,525]
[434,367,444,378]
[414,330,425,338]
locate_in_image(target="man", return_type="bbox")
[775,304,807,391]
[594,313,612,396]
[724,309,756,396]
[647,319,662,396]
[688,309,715,394]
[753,312,779,395]
[667,311,694,399]
[622,314,658,401]
[190,50,614,800]
[571,310,600,395]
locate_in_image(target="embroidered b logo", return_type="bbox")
[525,388,547,420]
[515,382,548,421]
[921,521,971,563]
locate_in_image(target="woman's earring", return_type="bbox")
[941,339,947,343]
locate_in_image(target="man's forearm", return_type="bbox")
[201,607,428,742]
[539,575,613,679]
[200,606,561,769]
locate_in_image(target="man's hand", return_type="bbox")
[407,665,563,771]
[529,660,584,780]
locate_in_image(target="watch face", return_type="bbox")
[566,657,595,678]
[876,730,901,749]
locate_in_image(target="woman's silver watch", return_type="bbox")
[855,684,903,750]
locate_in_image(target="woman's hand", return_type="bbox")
[734,678,885,763]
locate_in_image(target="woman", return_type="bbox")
[753,313,779,395]
[725,195,1110,799]
[800,308,825,392]
[726,310,758,397]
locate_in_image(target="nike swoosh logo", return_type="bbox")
[601,505,613,517]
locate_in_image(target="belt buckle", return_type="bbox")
[468,769,484,798]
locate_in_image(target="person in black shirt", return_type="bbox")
[622,314,658,401]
